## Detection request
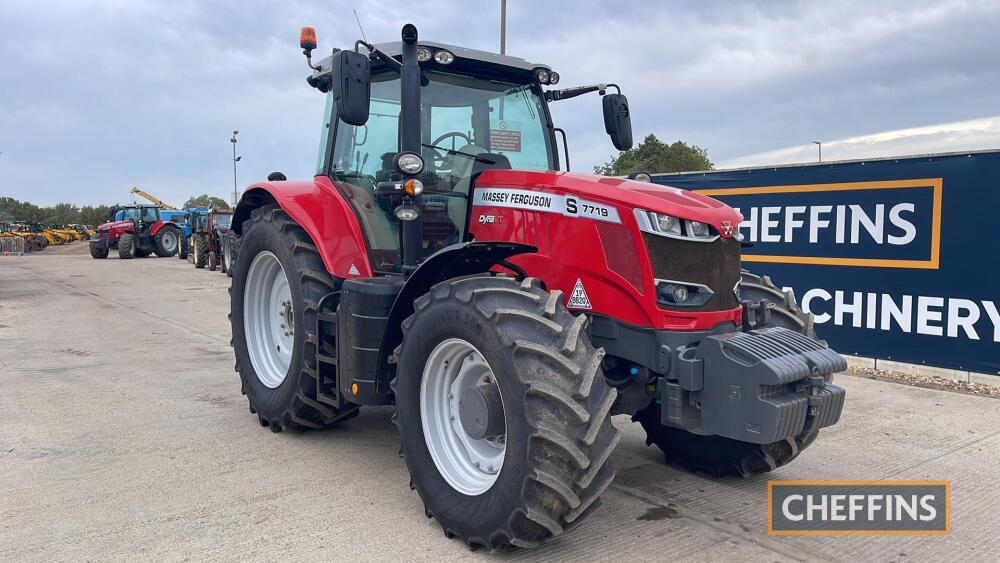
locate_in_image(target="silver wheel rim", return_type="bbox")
[244,251,293,388]
[420,338,506,496]
[160,230,177,253]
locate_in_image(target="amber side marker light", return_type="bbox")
[404,179,424,196]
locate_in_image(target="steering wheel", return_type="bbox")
[427,131,473,168]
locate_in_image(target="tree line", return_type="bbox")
[0,193,230,226]
[595,134,713,176]
[0,197,119,226]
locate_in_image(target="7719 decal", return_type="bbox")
[473,187,621,224]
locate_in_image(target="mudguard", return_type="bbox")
[149,221,180,236]
[232,176,373,278]
[375,241,537,378]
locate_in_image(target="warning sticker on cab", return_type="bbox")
[490,120,522,152]
[472,187,621,224]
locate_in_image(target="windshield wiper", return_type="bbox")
[421,143,496,165]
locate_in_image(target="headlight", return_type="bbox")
[548,71,560,84]
[416,46,432,62]
[656,214,677,233]
[634,210,681,236]
[634,209,718,242]
[535,69,550,84]
[656,279,713,307]
[394,204,420,221]
[433,49,455,64]
[394,152,424,175]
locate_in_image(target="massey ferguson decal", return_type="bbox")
[473,187,621,224]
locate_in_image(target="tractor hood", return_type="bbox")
[474,170,742,236]
[98,220,131,231]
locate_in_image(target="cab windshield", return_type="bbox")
[321,70,554,273]
[214,214,233,229]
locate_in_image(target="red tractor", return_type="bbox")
[188,208,234,271]
[89,204,182,259]
[229,25,846,550]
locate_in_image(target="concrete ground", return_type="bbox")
[2,244,999,562]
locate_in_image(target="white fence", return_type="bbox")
[1,236,25,256]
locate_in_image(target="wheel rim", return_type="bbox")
[244,251,293,388]
[420,338,506,496]
[161,230,177,252]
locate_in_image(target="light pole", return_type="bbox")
[231,130,241,207]
[500,0,506,54]
[813,141,822,163]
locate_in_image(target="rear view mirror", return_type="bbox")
[331,50,371,126]
[602,93,633,151]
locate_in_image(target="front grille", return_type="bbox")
[643,233,741,312]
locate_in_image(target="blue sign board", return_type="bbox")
[654,151,1000,375]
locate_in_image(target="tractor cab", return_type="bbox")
[309,39,629,273]
[118,205,160,225]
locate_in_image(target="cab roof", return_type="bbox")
[309,40,551,91]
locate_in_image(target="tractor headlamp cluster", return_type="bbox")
[415,46,454,64]
[634,209,719,242]
[535,68,559,85]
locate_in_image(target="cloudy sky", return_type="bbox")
[2,0,999,206]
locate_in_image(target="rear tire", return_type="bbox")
[118,234,136,259]
[635,270,820,477]
[194,235,207,268]
[394,276,619,549]
[31,237,45,252]
[231,204,358,432]
[154,226,179,257]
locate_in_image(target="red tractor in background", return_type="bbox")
[228,25,846,550]
[188,208,234,271]
[89,204,182,259]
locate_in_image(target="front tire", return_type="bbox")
[223,232,238,278]
[89,243,109,259]
[178,235,188,259]
[118,233,136,259]
[394,276,619,549]
[635,270,821,477]
[231,204,358,432]
[208,250,218,271]
[193,234,207,268]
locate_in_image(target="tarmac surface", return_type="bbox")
[2,244,999,562]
